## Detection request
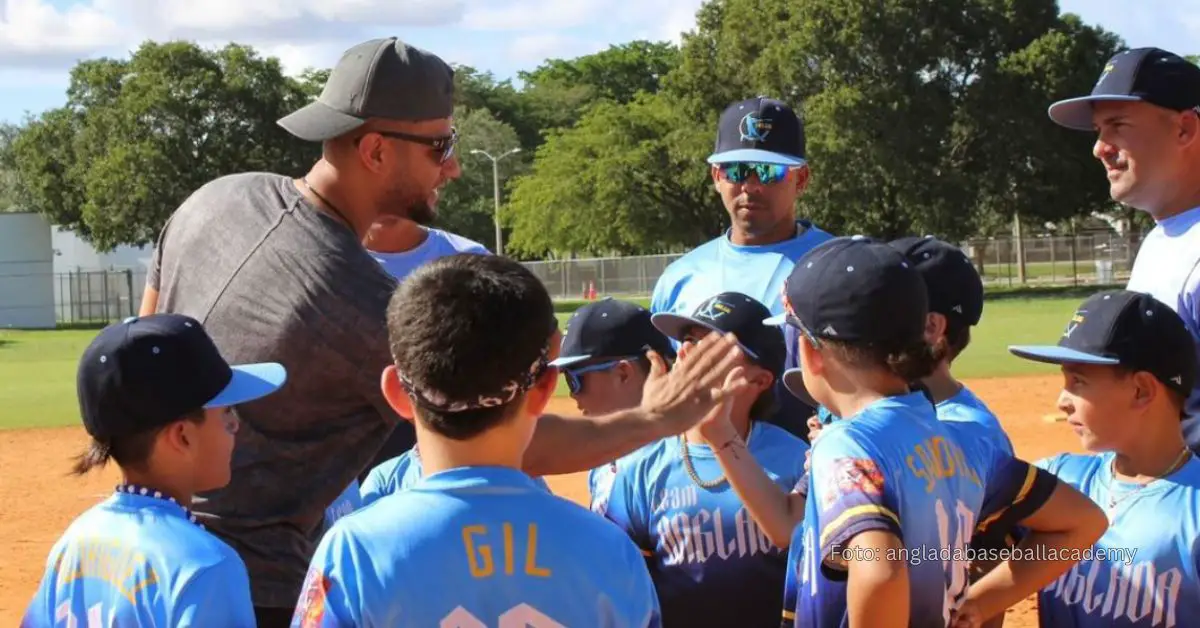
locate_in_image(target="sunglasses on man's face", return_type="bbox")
[717,162,792,185]
[372,127,458,163]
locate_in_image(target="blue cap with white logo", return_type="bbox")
[1048,47,1200,131]
[77,314,287,441]
[708,96,807,167]
[1009,290,1195,398]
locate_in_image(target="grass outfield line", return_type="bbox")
[0,296,1080,431]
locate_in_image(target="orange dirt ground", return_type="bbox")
[0,373,1079,626]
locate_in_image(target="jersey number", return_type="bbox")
[442,604,565,628]
[935,498,975,622]
[56,602,111,628]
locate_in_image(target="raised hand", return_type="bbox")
[639,332,748,437]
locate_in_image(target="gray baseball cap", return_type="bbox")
[278,37,455,142]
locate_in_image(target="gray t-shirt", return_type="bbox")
[148,172,411,607]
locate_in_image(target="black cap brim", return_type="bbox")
[781,367,818,407]
[277,100,367,142]
[1047,95,1143,131]
[1008,344,1120,366]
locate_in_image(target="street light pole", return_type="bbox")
[469,147,521,256]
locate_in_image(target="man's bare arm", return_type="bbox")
[523,332,747,476]
[138,286,159,316]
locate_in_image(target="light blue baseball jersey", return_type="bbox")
[21,489,254,628]
[1126,206,1200,446]
[784,392,1049,628]
[1036,452,1200,628]
[599,421,808,627]
[291,466,661,627]
[937,386,1014,456]
[650,222,833,318]
[361,446,552,507]
[651,222,834,432]
[818,386,1013,456]
[323,479,363,530]
[369,228,489,281]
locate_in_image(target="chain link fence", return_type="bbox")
[2,233,1142,327]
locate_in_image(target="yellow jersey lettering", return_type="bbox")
[907,438,982,492]
[525,523,551,578]
[54,541,157,604]
[462,523,552,579]
[462,525,494,578]
[503,523,515,576]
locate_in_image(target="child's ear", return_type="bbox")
[380,365,415,422]
[525,367,558,418]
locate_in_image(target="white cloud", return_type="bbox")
[508,33,606,66]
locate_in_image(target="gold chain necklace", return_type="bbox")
[680,428,752,490]
[1106,448,1192,512]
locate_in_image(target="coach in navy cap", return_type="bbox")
[650,96,836,440]
[1049,47,1200,455]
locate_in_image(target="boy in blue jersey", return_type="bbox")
[710,237,1107,627]
[22,313,287,628]
[800,236,1018,626]
[549,297,677,513]
[291,253,662,628]
[651,96,835,438]
[359,442,553,507]
[1009,290,1200,628]
[593,291,807,627]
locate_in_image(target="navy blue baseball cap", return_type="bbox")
[707,96,807,167]
[652,292,786,377]
[550,298,675,369]
[766,236,929,346]
[889,236,984,326]
[1048,47,1200,131]
[1009,290,1196,398]
[77,314,287,441]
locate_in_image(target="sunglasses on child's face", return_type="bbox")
[717,162,792,185]
[562,360,624,395]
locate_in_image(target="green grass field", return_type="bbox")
[0,297,1079,431]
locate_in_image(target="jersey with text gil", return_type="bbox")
[784,392,1050,628]
[601,421,808,627]
[1036,453,1200,628]
[292,466,660,628]
[21,492,255,628]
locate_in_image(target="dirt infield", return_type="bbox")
[0,373,1077,626]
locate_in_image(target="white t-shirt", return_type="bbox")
[369,228,490,281]
[1127,205,1200,418]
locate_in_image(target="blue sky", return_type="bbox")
[0,0,1197,125]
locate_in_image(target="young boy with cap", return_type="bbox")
[592,291,806,628]
[22,314,287,628]
[549,297,677,513]
[703,237,1106,627]
[1007,290,1200,627]
[291,254,661,627]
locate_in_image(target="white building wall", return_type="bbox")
[0,213,56,328]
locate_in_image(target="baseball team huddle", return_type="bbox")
[16,35,1200,628]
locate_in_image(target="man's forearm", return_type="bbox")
[522,409,666,476]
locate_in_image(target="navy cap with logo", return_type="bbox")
[549,298,675,369]
[1048,47,1200,131]
[652,292,786,377]
[889,235,984,326]
[763,236,928,404]
[278,37,455,142]
[1009,290,1196,399]
[707,96,807,167]
[77,314,287,442]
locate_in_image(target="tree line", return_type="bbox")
[0,0,1154,259]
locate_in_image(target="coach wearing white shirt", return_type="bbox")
[1048,47,1200,451]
